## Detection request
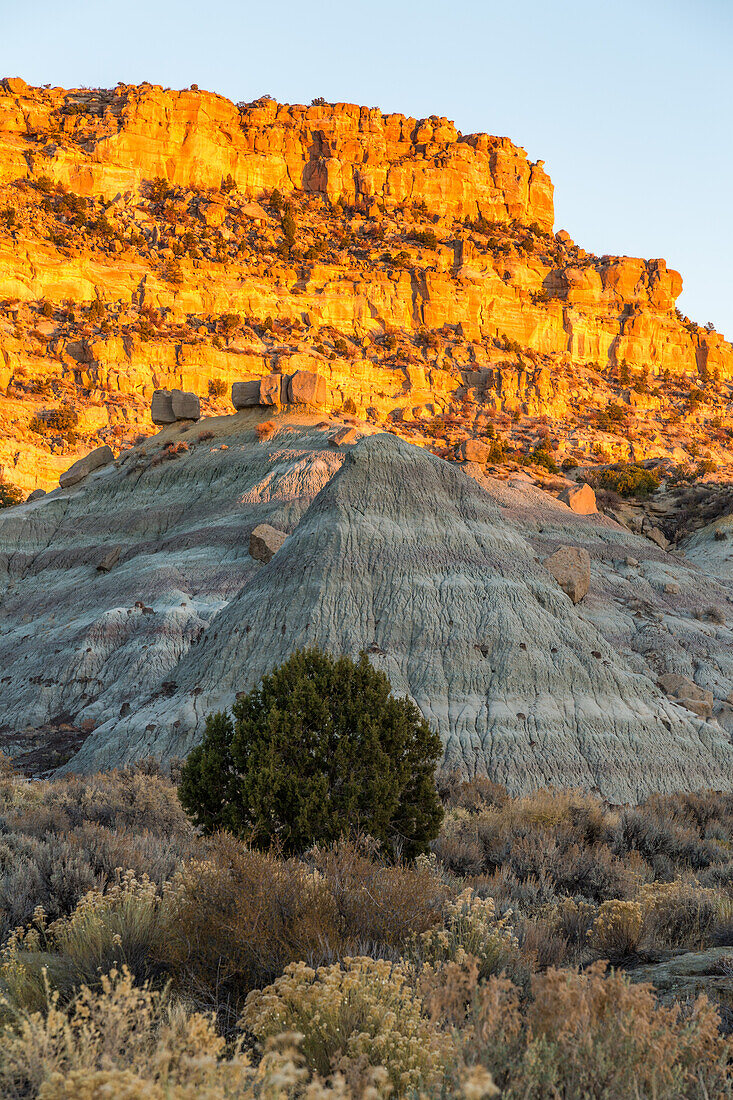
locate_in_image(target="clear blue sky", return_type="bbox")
[3,0,732,338]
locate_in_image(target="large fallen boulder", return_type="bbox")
[543,545,591,604]
[287,370,327,407]
[260,374,286,406]
[171,389,200,421]
[658,673,714,718]
[249,523,288,563]
[151,390,176,424]
[560,483,597,515]
[152,389,200,424]
[59,445,114,488]
[232,380,262,408]
[461,439,491,463]
[329,427,361,448]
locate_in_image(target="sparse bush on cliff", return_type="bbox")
[146,176,173,203]
[29,405,79,443]
[0,482,23,508]
[410,227,437,249]
[207,378,228,398]
[594,463,660,498]
[178,648,444,857]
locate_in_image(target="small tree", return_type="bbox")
[178,648,444,857]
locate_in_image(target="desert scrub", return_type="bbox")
[638,879,733,950]
[423,960,733,1099]
[587,899,645,960]
[1,872,175,1011]
[164,835,447,1014]
[0,967,253,1100]
[242,956,455,1096]
[415,889,519,979]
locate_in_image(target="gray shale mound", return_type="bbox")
[1,415,733,800]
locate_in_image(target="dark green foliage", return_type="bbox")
[410,228,437,249]
[147,176,173,203]
[0,482,23,508]
[179,648,444,857]
[595,463,660,499]
[281,211,296,250]
[29,405,79,442]
[530,442,559,473]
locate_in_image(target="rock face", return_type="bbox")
[59,444,114,488]
[0,83,554,228]
[0,81,732,495]
[543,546,591,604]
[151,390,176,425]
[1,414,731,799]
[249,523,287,564]
[171,389,200,421]
[232,380,262,409]
[560,483,597,515]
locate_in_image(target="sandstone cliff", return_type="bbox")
[0,79,731,497]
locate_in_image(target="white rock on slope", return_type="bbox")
[58,433,733,802]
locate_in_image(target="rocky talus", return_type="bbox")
[1,413,733,799]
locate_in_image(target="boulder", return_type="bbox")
[232,380,261,408]
[559,483,597,515]
[329,427,361,447]
[260,373,285,406]
[97,545,122,573]
[171,389,200,421]
[59,445,114,489]
[240,201,269,222]
[543,545,591,604]
[658,673,714,718]
[151,390,176,424]
[460,439,491,463]
[26,489,46,502]
[287,370,327,407]
[249,523,287,564]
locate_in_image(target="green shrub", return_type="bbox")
[595,463,660,498]
[208,378,228,398]
[410,228,437,249]
[179,648,444,857]
[0,483,23,508]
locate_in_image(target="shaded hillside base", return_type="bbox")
[3,765,733,1095]
[0,719,90,775]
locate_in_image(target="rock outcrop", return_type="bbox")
[58,444,114,487]
[543,546,591,604]
[0,81,731,495]
[249,523,287,563]
[151,389,200,424]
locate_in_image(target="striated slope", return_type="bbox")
[2,412,731,798]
